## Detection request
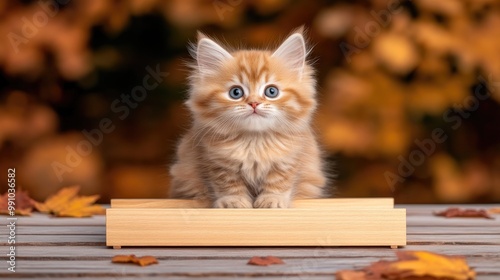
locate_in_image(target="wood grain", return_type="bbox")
[6,244,500,258]
[106,199,406,247]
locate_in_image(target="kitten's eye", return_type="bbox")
[264,85,279,98]
[229,86,244,99]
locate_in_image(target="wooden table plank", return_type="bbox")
[4,245,500,259]
[0,235,105,246]
[0,273,334,280]
[13,213,105,226]
[3,225,499,236]
[1,257,498,277]
[407,234,500,245]
[3,233,500,246]
[2,276,491,280]
[0,258,391,276]
[0,225,105,235]
[3,278,500,280]
[407,226,500,234]
[11,206,499,226]
[407,216,499,227]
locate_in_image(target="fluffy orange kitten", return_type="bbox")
[170,29,329,208]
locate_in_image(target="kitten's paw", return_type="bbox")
[254,194,290,208]
[214,196,253,208]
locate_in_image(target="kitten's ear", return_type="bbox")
[272,29,307,77]
[194,32,232,76]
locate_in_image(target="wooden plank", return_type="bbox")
[3,233,497,246]
[0,258,387,277]
[0,278,335,280]
[407,234,500,245]
[106,208,406,247]
[0,257,498,277]
[5,217,500,236]
[2,224,499,236]
[2,223,498,236]
[44,274,336,280]
[407,226,500,235]
[107,198,405,247]
[110,198,395,209]
[0,226,105,235]
[13,213,105,226]
[10,206,498,227]
[407,216,500,227]
[43,277,500,280]
[0,235,105,246]
[111,199,205,208]
[7,245,500,259]
[2,276,498,280]
[397,204,500,211]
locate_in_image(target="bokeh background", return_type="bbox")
[1,0,499,203]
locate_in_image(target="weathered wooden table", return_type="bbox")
[1,204,499,279]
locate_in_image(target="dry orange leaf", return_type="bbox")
[389,251,476,280]
[136,256,159,266]
[336,251,475,280]
[434,208,493,219]
[112,255,158,267]
[335,270,367,280]
[34,186,105,217]
[488,208,500,214]
[0,189,37,216]
[247,256,285,266]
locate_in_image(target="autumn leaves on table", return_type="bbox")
[0,186,104,217]
[111,255,159,267]
[336,251,475,280]
[434,207,496,219]
[112,252,476,280]
[111,255,286,267]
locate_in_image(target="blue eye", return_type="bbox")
[229,86,244,99]
[264,85,279,98]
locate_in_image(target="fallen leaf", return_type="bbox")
[0,189,37,216]
[34,186,80,213]
[111,254,136,263]
[364,260,393,279]
[389,251,476,280]
[55,195,101,217]
[488,208,500,214]
[434,208,493,219]
[136,256,159,266]
[112,255,158,267]
[335,270,368,280]
[336,261,395,280]
[34,186,105,217]
[335,251,476,280]
[247,256,285,266]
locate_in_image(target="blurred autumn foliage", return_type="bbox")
[0,0,499,203]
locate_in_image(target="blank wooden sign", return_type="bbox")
[106,198,406,248]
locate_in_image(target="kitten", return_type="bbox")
[169,28,329,208]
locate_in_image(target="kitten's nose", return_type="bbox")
[249,102,260,109]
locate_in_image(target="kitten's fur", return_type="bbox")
[170,29,329,208]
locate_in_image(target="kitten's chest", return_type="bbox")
[217,135,293,182]
[240,148,274,182]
